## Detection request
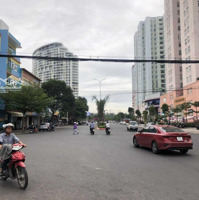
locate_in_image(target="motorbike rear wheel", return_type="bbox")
[17,167,28,190]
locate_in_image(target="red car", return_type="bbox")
[133,125,193,154]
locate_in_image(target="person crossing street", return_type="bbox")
[73,122,79,135]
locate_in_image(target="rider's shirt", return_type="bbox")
[0,132,20,145]
[106,123,110,128]
[90,123,95,128]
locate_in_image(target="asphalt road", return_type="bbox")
[0,124,199,200]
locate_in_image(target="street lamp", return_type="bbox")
[94,78,106,100]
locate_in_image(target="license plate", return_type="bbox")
[177,137,183,141]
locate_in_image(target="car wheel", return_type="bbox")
[151,141,159,154]
[133,137,139,148]
[180,149,188,154]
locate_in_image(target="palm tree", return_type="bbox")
[92,95,109,122]
[128,107,134,119]
[191,101,199,122]
[180,102,191,122]
[148,105,158,122]
[142,110,148,124]
[135,110,141,122]
[161,103,170,124]
[172,106,182,123]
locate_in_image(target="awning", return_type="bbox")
[26,112,39,116]
[7,111,23,117]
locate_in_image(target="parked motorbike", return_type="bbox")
[90,128,95,135]
[28,128,35,133]
[0,144,28,190]
[177,123,185,128]
[106,128,111,135]
[49,125,55,131]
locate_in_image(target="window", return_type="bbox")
[149,127,157,133]
[189,66,191,73]
[142,128,149,133]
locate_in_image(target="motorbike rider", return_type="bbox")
[0,123,27,176]
[90,122,95,133]
[105,121,110,133]
[27,123,35,132]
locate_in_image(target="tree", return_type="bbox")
[148,105,158,122]
[0,85,51,129]
[115,112,125,122]
[191,101,199,122]
[92,95,109,122]
[161,103,170,124]
[128,107,135,119]
[161,104,169,115]
[142,110,148,124]
[73,97,89,121]
[135,110,141,122]
[180,102,191,122]
[42,80,75,121]
[172,106,182,123]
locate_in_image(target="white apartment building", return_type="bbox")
[32,43,79,97]
[133,17,166,111]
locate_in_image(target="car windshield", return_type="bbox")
[160,127,184,133]
[130,122,137,125]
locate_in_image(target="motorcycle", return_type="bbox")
[90,128,95,135]
[106,127,111,135]
[0,144,28,190]
[28,128,35,133]
[49,125,55,131]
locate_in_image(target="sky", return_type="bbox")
[0,0,164,114]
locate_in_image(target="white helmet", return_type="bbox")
[3,123,14,129]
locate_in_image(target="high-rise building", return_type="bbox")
[133,17,166,111]
[0,19,22,128]
[161,0,199,111]
[180,0,199,86]
[32,43,79,97]
[164,0,183,101]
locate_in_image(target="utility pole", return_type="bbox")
[94,78,106,100]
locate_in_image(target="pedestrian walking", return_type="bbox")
[73,122,79,135]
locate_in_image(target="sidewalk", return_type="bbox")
[182,127,199,134]
[13,125,70,135]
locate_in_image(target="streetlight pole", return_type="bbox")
[94,78,106,100]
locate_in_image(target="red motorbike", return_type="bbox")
[1,144,28,190]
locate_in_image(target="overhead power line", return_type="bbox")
[1,54,199,64]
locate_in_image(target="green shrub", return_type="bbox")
[98,122,106,128]
[184,123,196,128]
